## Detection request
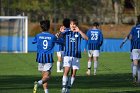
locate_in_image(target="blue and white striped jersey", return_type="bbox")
[129,24,140,49]
[62,28,82,58]
[32,32,57,63]
[86,28,103,50]
[55,37,65,51]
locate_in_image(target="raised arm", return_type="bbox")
[75,26,88,40]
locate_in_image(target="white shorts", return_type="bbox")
[57,51,64,57]
[38,63,53,72]
[88,50,99,57]
[63,56,80,70]
[132,49,140,60]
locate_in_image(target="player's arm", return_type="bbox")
[120,28,133,48]
[55,26,66,38]
[120,36,128,48]
[75,26,88,40]
[55,32,61,38]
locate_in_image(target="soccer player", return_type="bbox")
[56,37,64,72]
[60,18,88,93]
[32,20,57,93]
[85,22,103,76]
[128,15,140,84]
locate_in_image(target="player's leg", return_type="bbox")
[57,52,63,72]
[93,50,99,75]
[62,56,71,93]
[132,49,139,83]
[136,49,140,84]
[33,63,44,93]
[61,51,64,71]
[66,69,77,93]
[86,50,93,76]
[67,57,79,93]
[130,52,133,73]
[133,60,138,84]
[42,71,51,93]
[93,57,98,75]
[137,60,140,83]
[33,63,52,93]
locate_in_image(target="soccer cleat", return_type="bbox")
[133,76,137,83]
[133,76,138,86]
[65,88,70,93]
[86,70,91,76]
[33,81,38,93]
[61,88,66,93]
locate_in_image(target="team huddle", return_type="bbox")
[32,15,140,93]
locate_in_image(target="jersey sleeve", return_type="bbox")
[99,31,103,46]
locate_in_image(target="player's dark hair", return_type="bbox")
[63,18,70,28]
[93,22,99,27]
[71,18,78,26]
[40,20,50,31]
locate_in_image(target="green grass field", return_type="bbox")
[0,52,140,93]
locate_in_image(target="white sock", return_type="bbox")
[67,76,75,88]
[62,76,68,87]
[70,77,75,86]
[88,61,91,69]
[38,80,43,85]
[94,61,98,74]
[57,61,61,71]
[44,89,49,93]
[133,65,137,78]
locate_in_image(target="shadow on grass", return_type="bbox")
[0,73,140,92]
[109,90,140,93]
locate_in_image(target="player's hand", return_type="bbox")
[60,26,65,32]
[55,32,61,38]
[74,26,80,32]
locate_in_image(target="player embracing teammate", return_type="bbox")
[59,18,88,93]
[32,18,104,93]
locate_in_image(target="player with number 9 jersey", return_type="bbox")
[32,20,57,93]
[32,22,57,63]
